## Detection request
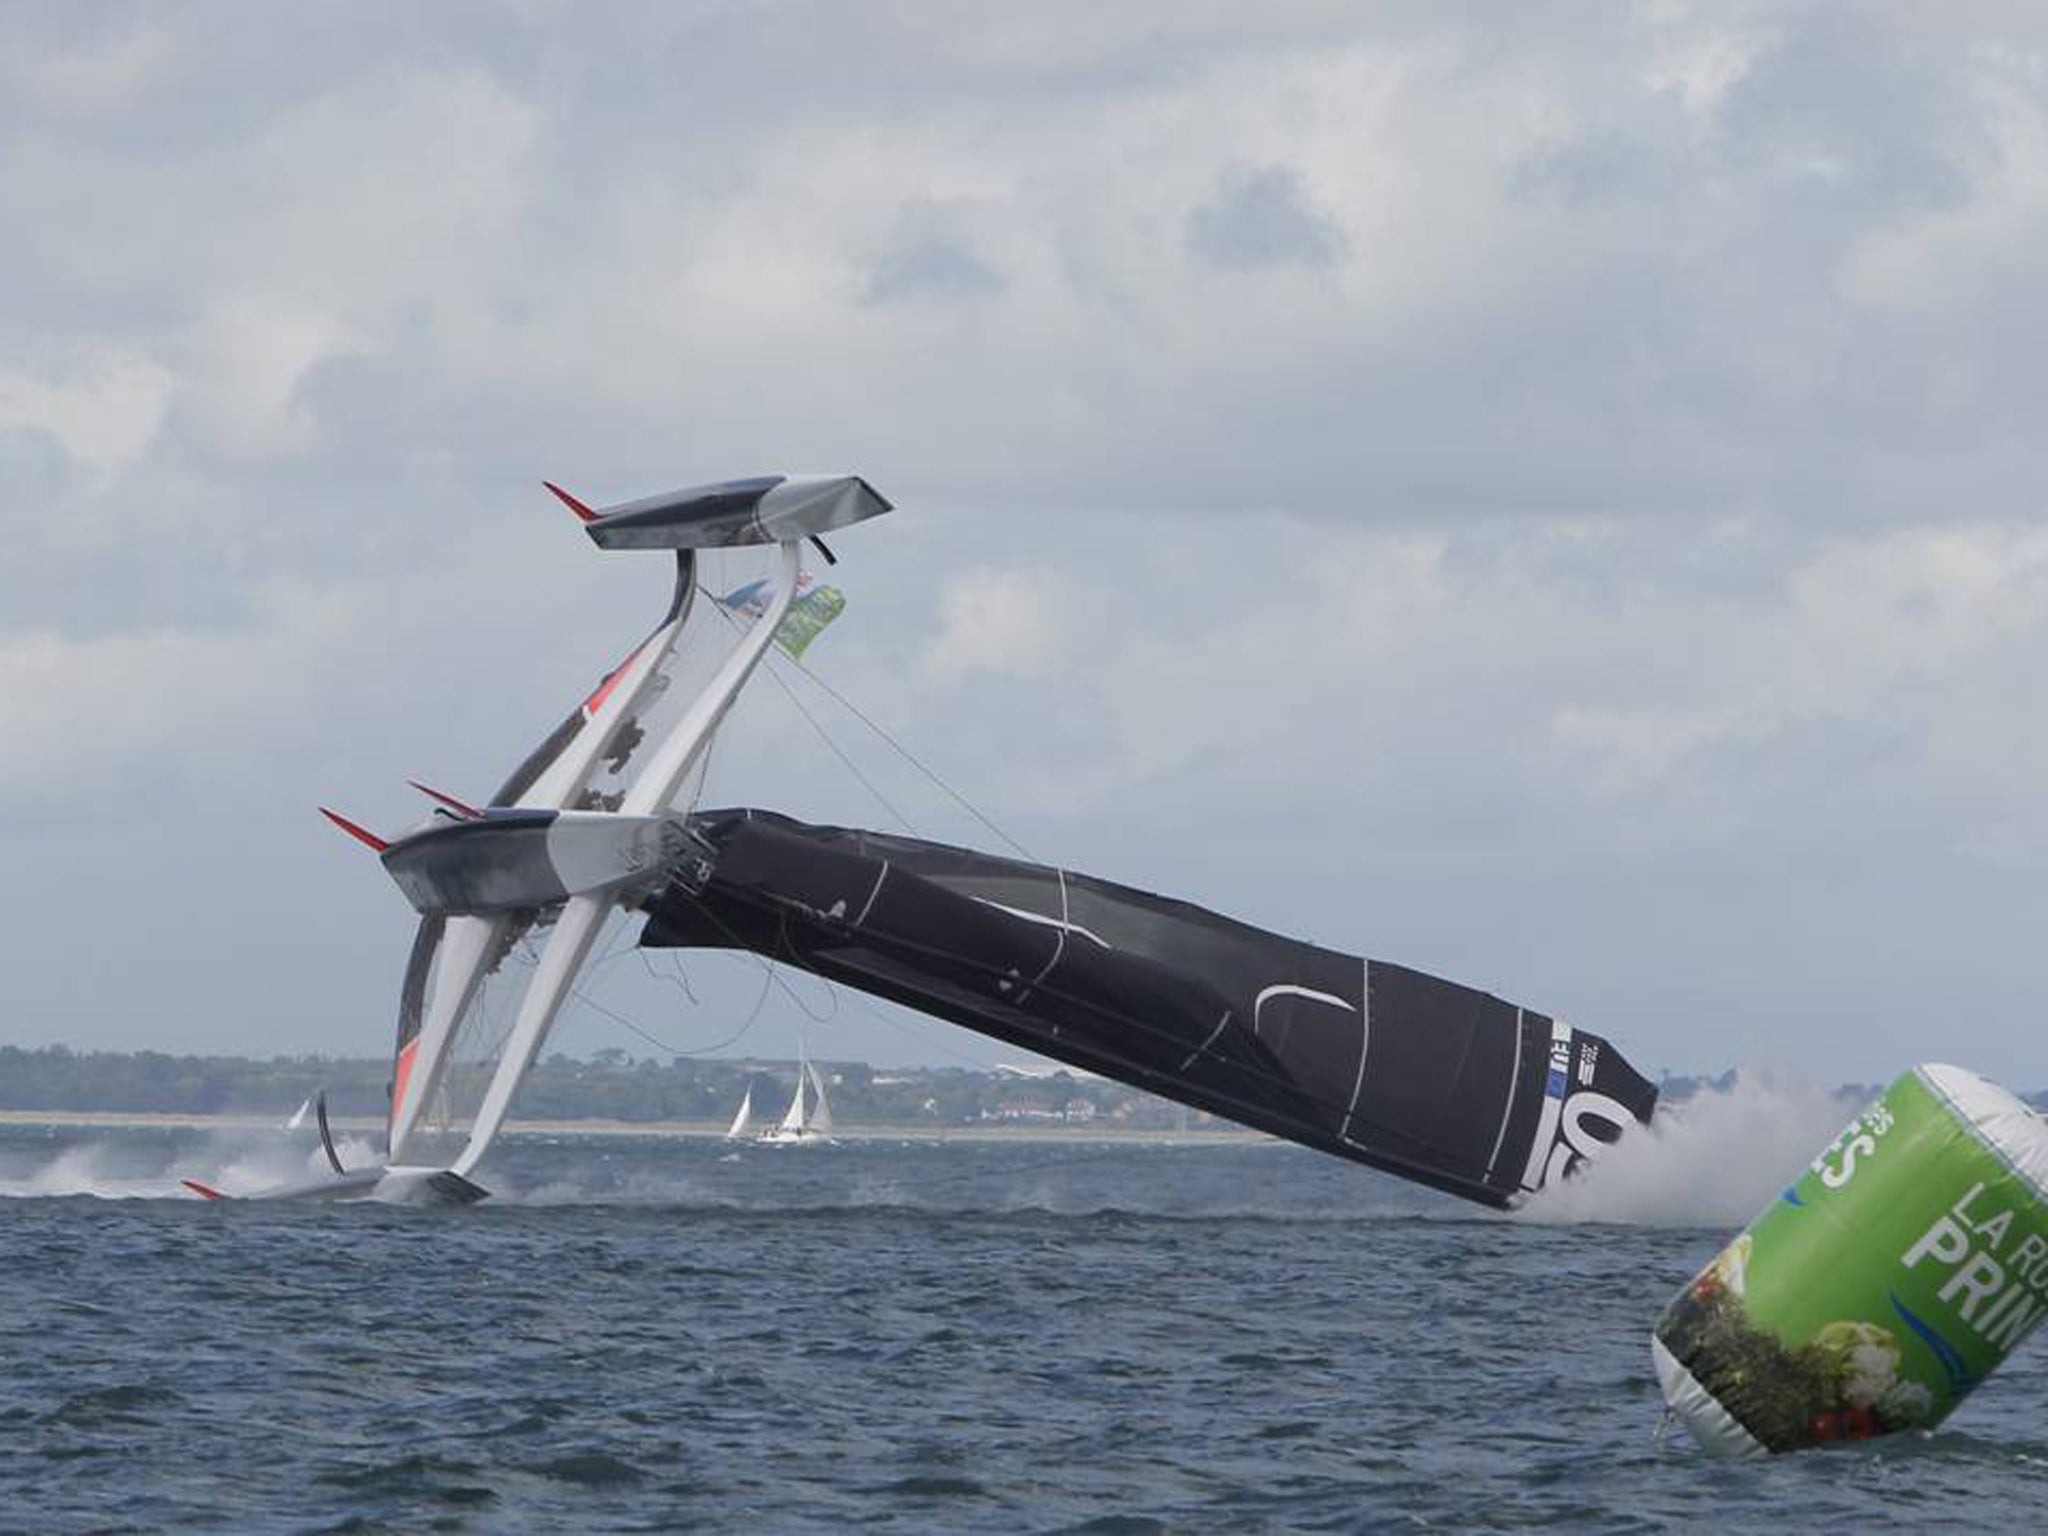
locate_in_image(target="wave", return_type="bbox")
[0,1128,366,1201]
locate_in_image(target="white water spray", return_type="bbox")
[0,1127,360,1200]
[1520,1072,1865,1227]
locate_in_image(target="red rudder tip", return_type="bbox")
[543,479,598,522]
[319,807,391,853]
[407,781,482,820]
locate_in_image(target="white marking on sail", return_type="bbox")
[1484,1008,1526,1179]
[1251,983,1356,1035]
[854,862,890,928]
[971,897,1111,949]
[1016,868,1075,1002]
[1518,1019,1575,1191]
[1179,1010,1234,1072]
[1341,960,1373,1145]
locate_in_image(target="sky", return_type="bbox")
[3,2,2047,1086]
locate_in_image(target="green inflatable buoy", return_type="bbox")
[1653,1063,2048,1454]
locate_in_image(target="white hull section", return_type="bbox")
[387,597,701,1166]
[757,1129,835,1146]
[388,913,507,1165]
[446,542,803,1183]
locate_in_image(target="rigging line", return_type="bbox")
[638,948,700,1006]
[586,943,643,974]
[585,908,631,976]
[535,893,827,1046]
[662,884,843,1026]
[702,594,918,836]
[563,960,776,1059]
[758,649,917,835]
[776,652,1038,862]
[834,981,1030,1074]
[701,565,1029,859]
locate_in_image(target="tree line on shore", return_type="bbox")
[0,1044,1181,1127]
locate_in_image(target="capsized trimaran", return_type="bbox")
[190,473,1655,1205]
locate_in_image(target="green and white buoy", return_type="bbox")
[1653,1063,2048,1454]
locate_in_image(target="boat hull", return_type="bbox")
[181,1166,491,1205]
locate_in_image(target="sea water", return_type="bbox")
[2,1092,2045,1533]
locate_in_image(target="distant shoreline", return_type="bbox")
[0,1109,1270,1147]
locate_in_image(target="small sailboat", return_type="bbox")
[724,1085,755,1140]
[758,1052,834,1145]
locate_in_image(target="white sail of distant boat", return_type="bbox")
[724,1086,755,1141]
[759,1049,834,1145]
[806,1061,834,1136]
[778,1064,807,1135]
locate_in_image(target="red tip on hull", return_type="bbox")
[181,1178,229,1201]
[319,807,391,853]
[389,1036,421,1138]
[407,781,482,820]
[543,480,598,522]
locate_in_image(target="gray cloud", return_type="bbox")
[1186,165,1347,271]
[4,4,2048,1088]
[862,202,1006,305]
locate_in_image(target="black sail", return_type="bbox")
[643,809,1657,1208]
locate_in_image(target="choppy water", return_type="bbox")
[3,1113,2046,1533]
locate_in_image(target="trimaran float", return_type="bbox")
[183,474,1656,1207]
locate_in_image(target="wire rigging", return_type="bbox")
[566,959,776,1059]
[777,651,1039,863]
[759,649,919,836]
[702,593,918,837]
[553,551,1038,1071]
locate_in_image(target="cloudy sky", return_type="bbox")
[4,2,2047,1087]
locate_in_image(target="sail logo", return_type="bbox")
[1522,1021,1638,1192]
